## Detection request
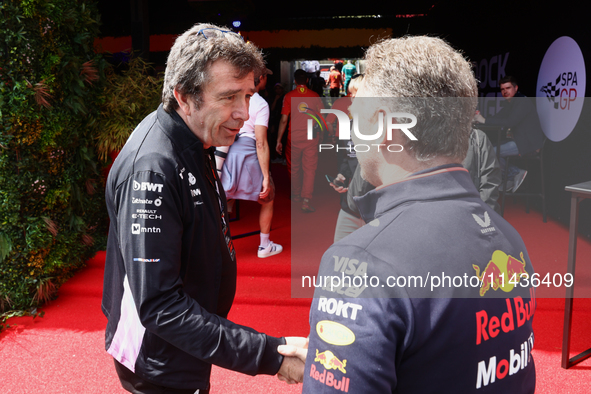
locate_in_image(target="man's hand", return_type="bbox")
[276,336,308,384]
[259,177,270,199]
[330,174,348,194]
[473,113,485,124]
[276,141,283,155]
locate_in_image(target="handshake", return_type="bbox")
[276,336,309,384]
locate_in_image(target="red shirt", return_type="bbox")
[281,85,323,142]
[328,70,342,89]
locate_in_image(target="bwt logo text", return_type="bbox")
[310,109,418,152]
[133,181,164,193]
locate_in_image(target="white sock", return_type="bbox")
[260,232,270,247]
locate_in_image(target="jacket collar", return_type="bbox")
[157,104,206,154]
[354,164,479,223]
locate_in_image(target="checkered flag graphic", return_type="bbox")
[539,74,562,109]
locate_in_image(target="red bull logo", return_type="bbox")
[475,291,536,345]
[315,349,347,373]
[310,349,351,392]
[473,251,529,296]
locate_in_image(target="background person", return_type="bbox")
[215,69,283,258]
[324,74,370,242]
[268,83,286,163]
[465,128,502,213]
[309,70,326,97]
[276,69,323,213]
[326,66,343,98]
[341,60,357,95]
[473,75,545,192]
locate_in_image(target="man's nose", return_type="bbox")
[234,97,250,121]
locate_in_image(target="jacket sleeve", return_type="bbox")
[475,130,502,213]
[114,169,284,376]
[303,246,412,393]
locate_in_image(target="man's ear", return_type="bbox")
[173,88,192,116]
[376,108,390,145]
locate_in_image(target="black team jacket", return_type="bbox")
[102,104,284,390]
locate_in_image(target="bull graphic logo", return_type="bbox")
[473,251,529,296]
[314,349,347,373]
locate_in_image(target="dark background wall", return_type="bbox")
[96,0,591,236]
[439,2,591,236]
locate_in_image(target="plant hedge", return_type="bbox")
[95,56,164,162]
[0,0,108,323]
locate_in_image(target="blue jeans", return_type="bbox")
[494,140,520,179]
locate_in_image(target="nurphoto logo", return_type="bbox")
[317,109,417,141]
[314,109,417,153]
[294,98,419,153]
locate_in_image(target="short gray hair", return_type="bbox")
[363,36,478,161]
[162,23,264,112]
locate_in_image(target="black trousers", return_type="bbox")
[114,359,210,394]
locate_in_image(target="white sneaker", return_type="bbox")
[257,241,283,258]
[512,169,528,193]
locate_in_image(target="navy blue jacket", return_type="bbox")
[304,165,535,393]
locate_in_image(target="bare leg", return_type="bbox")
[259,199,273,235]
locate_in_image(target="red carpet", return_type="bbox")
[2,158,591,392]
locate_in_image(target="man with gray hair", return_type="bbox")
[103,23,306,393]
[297,36,536,393]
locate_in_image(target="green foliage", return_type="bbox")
[1,308,44,332]
[95,57,163,161]
[0,0,108,321]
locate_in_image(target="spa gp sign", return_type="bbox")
[536,36,586,142]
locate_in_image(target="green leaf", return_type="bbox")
[0,233,12,263]
[0,0,107,315]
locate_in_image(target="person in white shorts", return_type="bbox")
[215,69,283,258]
